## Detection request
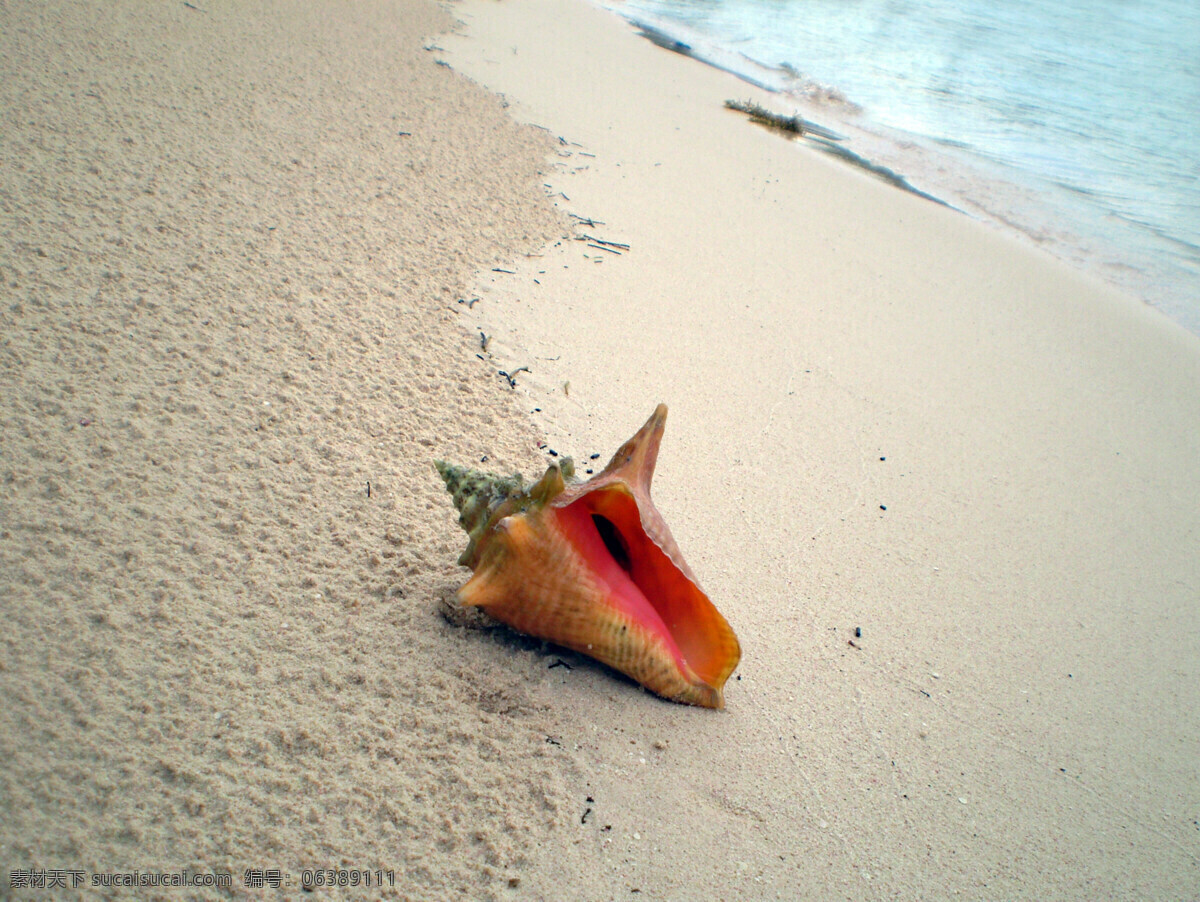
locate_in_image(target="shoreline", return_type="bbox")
[444,0,1200,896]
[607,3,1200,337]
[3,0,1198,898]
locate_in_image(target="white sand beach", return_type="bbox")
[2,0,1198,898]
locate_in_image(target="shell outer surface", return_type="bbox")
[435,405,741,708]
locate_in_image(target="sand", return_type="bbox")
[3,0,1199,899]
[1,1,577,897]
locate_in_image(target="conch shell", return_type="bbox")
[435,405,740,708]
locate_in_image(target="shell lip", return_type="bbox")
[556,483,739,698]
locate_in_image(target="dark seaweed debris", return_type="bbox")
[725,99,955,209]
[725,99,804,135]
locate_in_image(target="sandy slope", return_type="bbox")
[0,2,579,898]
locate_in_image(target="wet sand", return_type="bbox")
[442,1,1200,897]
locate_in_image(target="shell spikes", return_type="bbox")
[435,405,741,708]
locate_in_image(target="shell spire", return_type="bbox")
[435,406,741,708]
[433,462,525,567]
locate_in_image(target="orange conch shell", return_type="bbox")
[435,405,741,708]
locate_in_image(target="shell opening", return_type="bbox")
[554,499,687,670]
[559,486,729,690]
[557,489,731,688]
[591,514,632,573]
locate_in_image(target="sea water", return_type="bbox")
[609,0,1200,335]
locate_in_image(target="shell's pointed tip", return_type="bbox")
[433,459,460,487]
[648,403,668,433]
[435,461,479,507]
[441,587,502,630]
[601,403,671,484]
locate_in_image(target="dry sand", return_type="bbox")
[1,1,580,898]
[2,0,1199,899]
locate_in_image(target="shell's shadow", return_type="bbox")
[435,582,647,697]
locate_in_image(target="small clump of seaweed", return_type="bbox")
[724,99,804,136]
